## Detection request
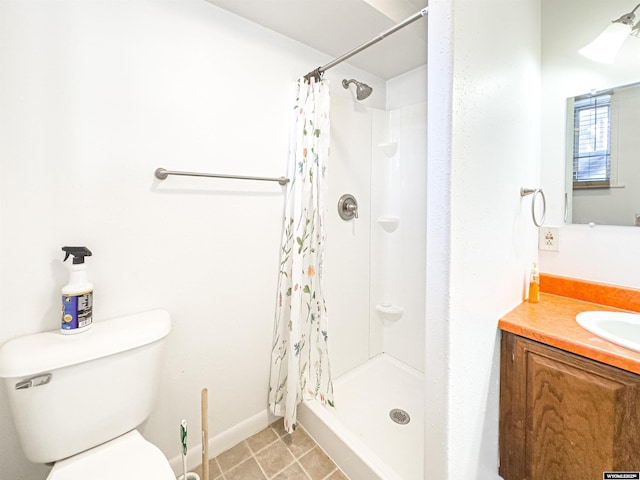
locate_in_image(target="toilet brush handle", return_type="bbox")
[201,388,209,480]
[180,420,188,480]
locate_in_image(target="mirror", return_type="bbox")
[541,0,640,228]
[566,81,640,226]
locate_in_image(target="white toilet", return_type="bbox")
[0,309,175,480]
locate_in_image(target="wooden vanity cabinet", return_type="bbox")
[499,331,640,479]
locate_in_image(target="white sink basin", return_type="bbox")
[576,311,640,353]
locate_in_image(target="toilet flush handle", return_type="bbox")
[15,373,52,390]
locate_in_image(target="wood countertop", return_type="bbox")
[499,274,640,375]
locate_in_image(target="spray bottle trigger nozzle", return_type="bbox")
[61,246,92,264]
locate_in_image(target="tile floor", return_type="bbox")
[192,419,349,480]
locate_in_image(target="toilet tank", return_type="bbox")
[0,309,171,464]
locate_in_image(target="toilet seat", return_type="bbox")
[47,430,175,480]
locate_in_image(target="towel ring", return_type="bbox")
[520,187,546,227]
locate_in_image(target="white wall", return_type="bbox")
[324,95,373,379]
[384,100,426,371]
[0,1,385,478]
[387,65,427,110]
[325,65,428,378]
[0,1,550,479]
[426,0,541,477]
[540,0,640,287]
[369,66,427,372]
[327,66,427,377]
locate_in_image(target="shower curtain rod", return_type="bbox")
[304,6,428,82]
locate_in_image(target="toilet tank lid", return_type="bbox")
[0,309,171,378]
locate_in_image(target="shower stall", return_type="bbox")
[298,72,427,479]
[267,7,429,478]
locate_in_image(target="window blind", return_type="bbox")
[573,94,611,188]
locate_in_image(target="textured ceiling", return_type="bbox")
[204,0,428,80]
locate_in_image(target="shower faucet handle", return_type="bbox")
[346,202,359,219]
[338,194,358,221]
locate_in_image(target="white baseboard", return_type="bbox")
[168,408,278,475]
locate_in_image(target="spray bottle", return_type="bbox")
[61,246,93,335]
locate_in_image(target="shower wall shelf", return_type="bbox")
[378,142,398,157]
[375,304,404,323]
[377,216,400,232]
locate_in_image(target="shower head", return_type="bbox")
[342,78,373,101]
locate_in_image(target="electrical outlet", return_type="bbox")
[539,226,559,251]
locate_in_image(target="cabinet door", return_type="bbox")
[500,332,640,480]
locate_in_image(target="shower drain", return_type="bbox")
[389,408,411,425]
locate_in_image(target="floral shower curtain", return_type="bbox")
[268,77,334,433]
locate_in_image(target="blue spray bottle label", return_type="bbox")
[61,291,93,331]
[61,246,93,334]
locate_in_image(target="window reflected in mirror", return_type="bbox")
[572,93,611,189]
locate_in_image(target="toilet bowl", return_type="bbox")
[47,430,174,480]
[0,310,174,479]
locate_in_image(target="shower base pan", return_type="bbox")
[298,353,424,479]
